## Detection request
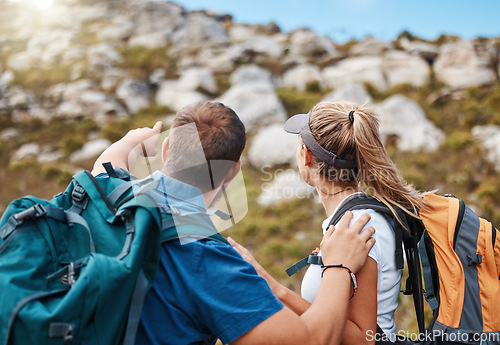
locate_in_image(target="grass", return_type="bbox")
[116,46,177,80]
[10,66,73,98]
[100,105,173,142]
[224,164,324,291]
[276,88,323,117]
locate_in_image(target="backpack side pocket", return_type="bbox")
[493,226,500,280]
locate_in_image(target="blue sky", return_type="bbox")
[171,0,500,43]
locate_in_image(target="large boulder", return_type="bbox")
[228,25,284,58]
[7,29,75,70]
[397,37,439,63]
[61,48,87,65]
[97,15,134,42]
[289,28,338,60]
[29,29,75,66]
[373,95,445,152]
[101,68,128,91]
[169,11,230,51]
[218,65,288,132]
[0,70,14,97]
[4,86,49,122]
[86,43,123,74]
[472,125,500,172]
[46,80,95,103]
[177,67,218,94]
[155,81,208,112]
[195,47,237,74]
[6,51,35,71]
[382,50,431,88]
[48,80,128,123]
[70,139,111,163]
[229,64,273,85]
[321,83,372,105]
[5,86,33,109]
[322,56,387,91]
[434,40,497,89]
[12,143,40,161]
[155,67,215,111]
[128,1,185,48]
[257,170,316,206]
[349,37,392,56]
[279,64,322,92]
[116,79,151,114]
[247,124,298,169]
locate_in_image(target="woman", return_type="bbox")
[229,101,428,345]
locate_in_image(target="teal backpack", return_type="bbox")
[0,163,227,345]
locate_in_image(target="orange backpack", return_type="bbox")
[418,193,500,344]
[287,193,500,344]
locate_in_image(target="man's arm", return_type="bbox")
[91,121,163,175]
[231,212,375,345]
[228,237,312,316]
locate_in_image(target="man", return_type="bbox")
[92,101,375,345]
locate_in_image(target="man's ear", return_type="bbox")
[161,137,169,163]
[223,160,241,184]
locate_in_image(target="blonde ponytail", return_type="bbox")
[309,101,427,224]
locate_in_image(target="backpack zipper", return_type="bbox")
[453,200,466,251]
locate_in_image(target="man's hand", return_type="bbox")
[92,121,163,175]
[320,212,375,274]
[124,121,163,158]
[228,237,283,294]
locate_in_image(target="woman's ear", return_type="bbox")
[303,146,312,166]
[161,137,170,163]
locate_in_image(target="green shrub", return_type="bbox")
[11,66,73,97]
[214,74,231,95]
[276,88,322,117]
[100,105,172,142]
[117,46,176,79]
[1,159,73,211]
[60,135,86,155]
[443,131,474,150]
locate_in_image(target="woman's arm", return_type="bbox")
[340,257,378,345]
[231,212,376,345]
[91,121,163,175]
[230,226,379,345]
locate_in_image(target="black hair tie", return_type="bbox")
[348,110,355,124]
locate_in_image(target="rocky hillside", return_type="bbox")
[1,0,500,331]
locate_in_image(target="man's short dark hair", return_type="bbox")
[165,101,246,192]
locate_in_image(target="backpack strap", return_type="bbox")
[403,217,426,334]
[326,194,407,270]
[285,193,427,335]
[418,230,439,311]
[0,203,96,253]
[123,270,148,345]
[0,203,48,240]
[285,194,406,277]
[286,252,323,277]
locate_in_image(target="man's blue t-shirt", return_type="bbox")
[96,170,283,344]
[135,237,284,345]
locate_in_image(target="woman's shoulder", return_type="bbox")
[350,208,392,228]
[350,209,395,245]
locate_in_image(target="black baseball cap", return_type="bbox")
[284,112,357,169]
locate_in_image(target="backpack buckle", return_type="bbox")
[49,323,74,344]
[61,262,77,286]
[13,204,47,225]
[72,184,86,202]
